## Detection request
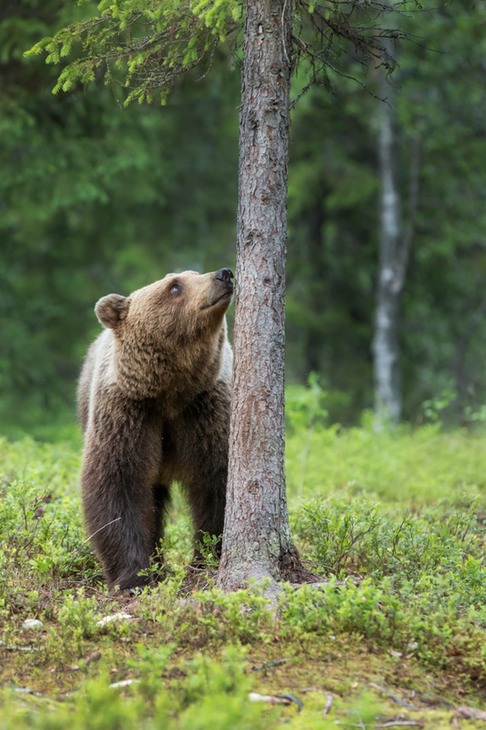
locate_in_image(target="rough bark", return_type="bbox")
[217,0,309,592]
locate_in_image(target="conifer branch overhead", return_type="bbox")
[26,0,241,104]
[26,0,420,105]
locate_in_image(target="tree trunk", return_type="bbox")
[217,0,308,593]
[373,41,407,426]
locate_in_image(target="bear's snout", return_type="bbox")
[216,268,234,287]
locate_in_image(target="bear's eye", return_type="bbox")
[170,281,182,296]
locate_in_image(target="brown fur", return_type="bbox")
[78,270,233,591]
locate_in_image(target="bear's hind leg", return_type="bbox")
[82,408,163,592]
[84,482,157,592]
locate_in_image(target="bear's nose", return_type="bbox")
[216,268,234,283]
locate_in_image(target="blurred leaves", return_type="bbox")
[1,0,486,432]
[0,0,238,435]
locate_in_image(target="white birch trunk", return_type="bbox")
[373,41,406,426]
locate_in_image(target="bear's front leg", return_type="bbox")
[189,464,227,567]
[81,397,163,591]
[175,386,230,567]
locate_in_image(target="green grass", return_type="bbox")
[1,402,486,728]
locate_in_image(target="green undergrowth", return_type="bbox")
[1,415,486,728]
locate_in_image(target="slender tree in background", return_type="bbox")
[373,40,403,425]
[373,38,420,426]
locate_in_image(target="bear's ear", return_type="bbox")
[95,294,130,330]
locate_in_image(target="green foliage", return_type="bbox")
[421,387,456,424]
[285,403,486,505]
[286,374,328,433]
[0,646,271,730]
[174,650,271,730]
[27,0,240,104]
[1,0,239,435]
[292,495,482,584]
[55,591,100,655]
[190,584,274,644]
[2,1,486,725]
[282,397,486,678]
[2,1,486,429]
[286,36,379,408]
[1,422,486,726]
[0,437,98,612]
[285,2,486,421]
[286,497,485,670]
[280,569,486,675]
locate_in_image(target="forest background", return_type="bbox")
[1,0,486,437]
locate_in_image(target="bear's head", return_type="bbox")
[95,269,233,403]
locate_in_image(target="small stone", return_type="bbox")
[22,619,44,631]
[96,612,132,628]
[85,650,102,664]
[110,679,136,689]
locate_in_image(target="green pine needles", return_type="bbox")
[26,0,415,105]
[26,0,242,104]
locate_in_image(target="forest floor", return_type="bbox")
[1,418,485,729]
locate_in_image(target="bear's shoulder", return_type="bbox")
[78,329,117,428]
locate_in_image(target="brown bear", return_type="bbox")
[77,268,233,591]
